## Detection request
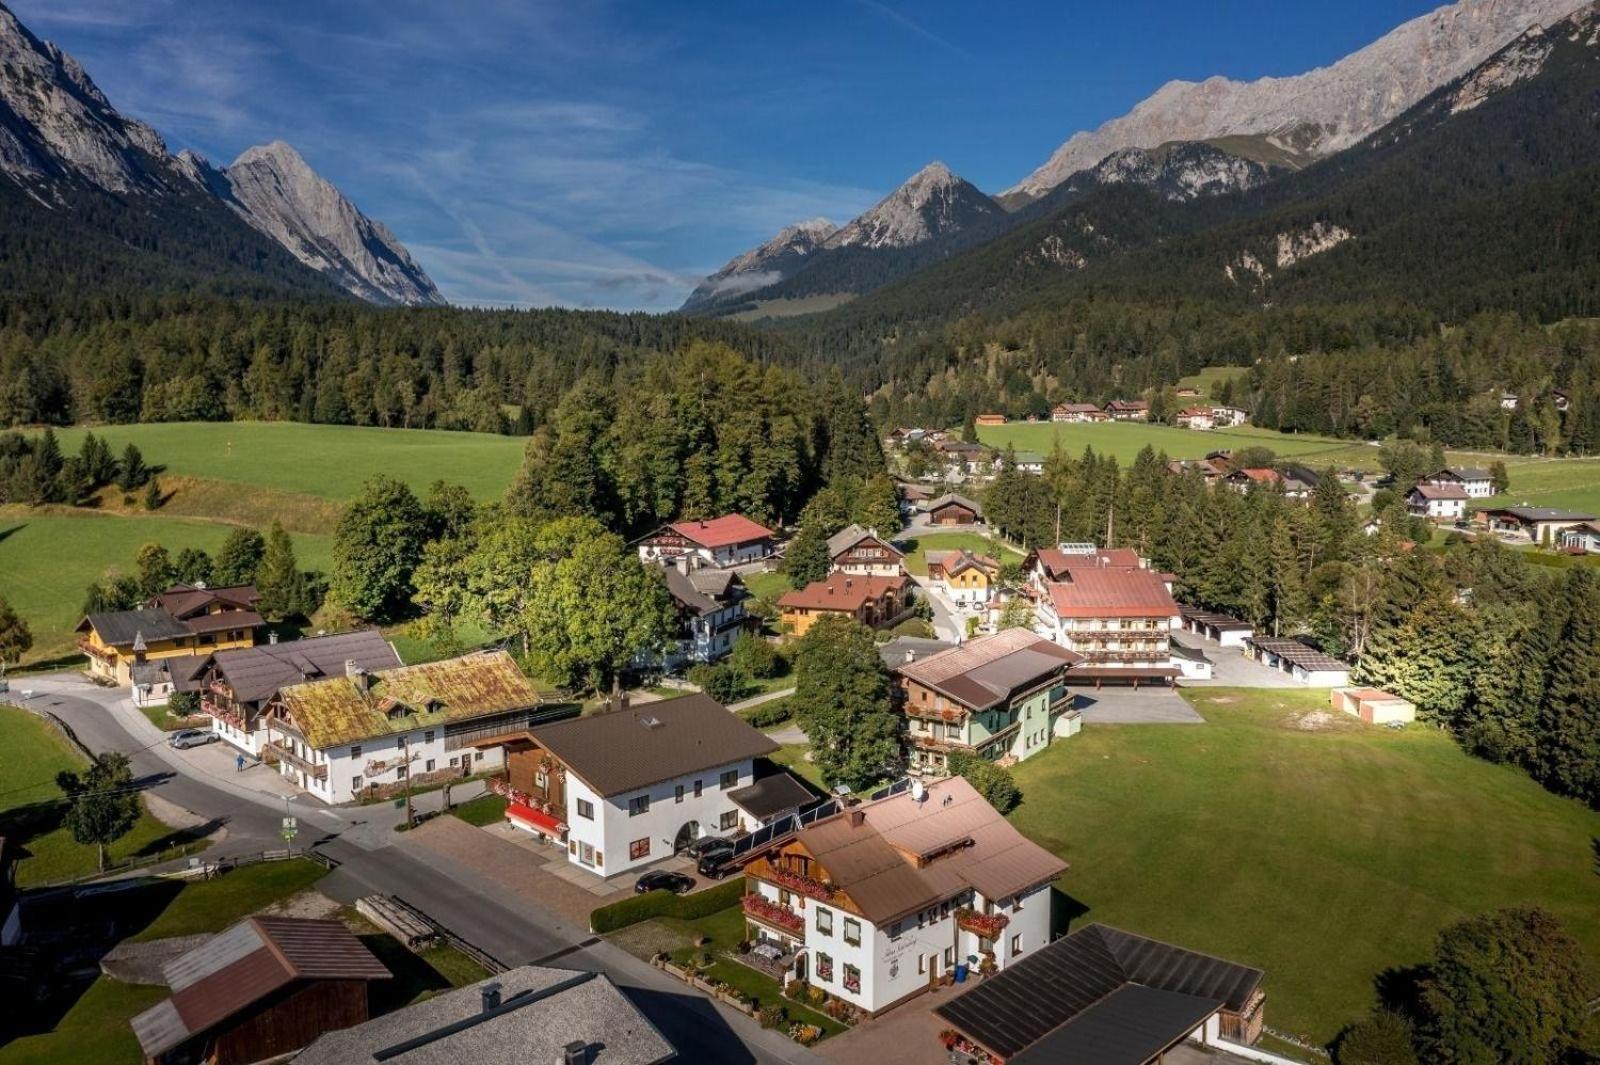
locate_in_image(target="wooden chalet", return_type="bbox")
[827,524,905,577]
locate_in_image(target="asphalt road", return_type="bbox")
[13,676,820,1065]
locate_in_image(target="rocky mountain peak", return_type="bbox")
[679,216,840,311]
[1004,0,1592,204]
[823,160,1001,250]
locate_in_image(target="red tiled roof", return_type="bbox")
[1046,567,1179,619]
[669,514,774,548]
[1410,483,1468,500]
[778,572,907,612]
[1030,547,1142,580]
[1234,468,1282,484]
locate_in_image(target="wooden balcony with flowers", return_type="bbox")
[761,866,835,902]
[741,894,805,938]
[955,908,1010,940]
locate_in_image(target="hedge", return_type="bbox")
[741,697,793,729]
[590,879,745,933]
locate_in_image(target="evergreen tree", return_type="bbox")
[1533,567,1600,804]
[213,528,266,587]
[134,543,174,597]
[0,594,32,672]
[256,521,314,620]
[117,443,147,491]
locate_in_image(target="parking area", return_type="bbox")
[1073,686,1206,724]
[1172,633,1310,688]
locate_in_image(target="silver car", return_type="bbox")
[168,728,216,750]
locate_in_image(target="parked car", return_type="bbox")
[696,841,739,880]
[168,728,217,750]
[634,871,696,895]
[683,835,729,859]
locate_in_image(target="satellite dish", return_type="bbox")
[911,780,927,803]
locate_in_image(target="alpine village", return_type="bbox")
[0,1,1599,1063]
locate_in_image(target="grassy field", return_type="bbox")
[0,509,331,664]
[1483,456,1600,517]
[900,531,1023,576]
[1174,366,1251,399]
[1008,688,1600,1045]
[0,705,211,886]
[53,422,526,501]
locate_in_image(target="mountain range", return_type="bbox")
[0,1,440,306]
[686,0,1590,316]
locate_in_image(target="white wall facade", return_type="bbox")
[562,758,757,877]
[271,726,502,805]
[210,715,268,757]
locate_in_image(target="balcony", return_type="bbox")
[758,866,836,903]
[955,908,1010,939]
[266,741,327,780]
[741,894,805,938]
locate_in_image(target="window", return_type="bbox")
[675,784,685,804]
[629,838,650,861]
[396,764,408,778]
[693,780,703,798]
[424,730,435,744]
[629,794,650,816]
[816,907,833,935]
[1010,933,1023,955]
[843,918,861,947]
[449,756,459,767]
[944,946,955,967]
[351,775,363,790]
[918,953,926,975]
[425,758,435,772]
[816,953,833,982]
[577,798,595,820]
[720,810,738,831]
[534,769,546,788]
[719,769,738,790]
[843,964,861,993]
[474,751,484,762]
[351,745,362,759]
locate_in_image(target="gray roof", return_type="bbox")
[826,524,902,559]
[1247,637,1349,673]
[77,608,190,646]
[211,629,401,706]
[1438,466,1492,481]
[927,493,985,517]
[661,565,743,617]
[1010,984,1221,1065]
[937,923,1262,1062]
[877,636,957,670]
[728,771,817,821]
[1488,506,1596,522]
[528,694,778,798]
[294,965,675,1065]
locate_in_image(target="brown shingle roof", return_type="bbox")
[1046,567,1179,619]
[777,572,907,612]
[895,629,1079,712]
[211,629,401,706]
[150,583,261,619]
[796,776,1066,926]
[528,693,778,798]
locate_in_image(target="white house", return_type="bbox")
[655,558,750,668]
[1407,483,1468,521]
[1176,408,1215,431]
[1423,467,1495,499]
[1210,405,1249,427]
[827,525,905,577]
[1027,546,1181,684]
[739,776,1065,1016]
[265,650,558,805]
[1051,403,1102,423]
[1561,522,1600,553]
[498,694,783,877]
[637,514,775,568]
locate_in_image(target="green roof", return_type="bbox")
[278,650,544,749]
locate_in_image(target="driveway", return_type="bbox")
[1074,687,1206,725]
[1172,633,1310,688]
[910,574,964,643]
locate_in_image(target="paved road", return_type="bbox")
[910,574,964,643]
[12,675,820,1065]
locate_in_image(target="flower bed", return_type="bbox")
[955,908,1010,939]
[741,894,804,935]
[762,866,835,901]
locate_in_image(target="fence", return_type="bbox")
[387,894,508,975]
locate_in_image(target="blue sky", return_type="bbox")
[16,1,1446,311]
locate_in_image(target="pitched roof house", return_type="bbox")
[77,584,265,687]
[740,776,1067,1015]
[637,514,775,568]
[925,548,1002,605]
[496,693,781,874]
[1407,482,1469,520]
[1027,549,1180,684]
[926,493,985,525]
[1104,400,1149,421]
[1424,467,1495,498]
[827,524,904,577]
[778,572,910,637]
[893,629,1081,770]
[657,561,750,667]
[936,923,1266,1063]
[295,965,675,1065]
[131,916,390,1065]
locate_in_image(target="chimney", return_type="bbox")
[481,983,501,1013]
[905,649,917,663]
[268,631,279,645]
[345,659,360,678]
[562,1041,589,1065]
[849,809,865,828]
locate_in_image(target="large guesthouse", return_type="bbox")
[1027,546,1181,685]
[637,514,775,568]
[739,776,1066,1016]
[77,583,264,688]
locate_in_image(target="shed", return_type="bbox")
[1331,688,1416,725]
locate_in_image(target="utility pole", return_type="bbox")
[401,734,415,829]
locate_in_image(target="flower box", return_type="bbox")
[955,908,1010,939]
[764,866,835,901]
[742,894,804,935]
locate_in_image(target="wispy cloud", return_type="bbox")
[855,0,970,57]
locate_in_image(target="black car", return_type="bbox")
[634,871,696,895]
[695,841,738,880]
[683,836,729,859]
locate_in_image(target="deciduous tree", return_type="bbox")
[56,752,141,873]
[330,475,427,621]
[791,616,899,790]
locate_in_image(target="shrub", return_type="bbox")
[688,662,749,704]
[589,879,745,933]
[1337,1011,1418,1065]
[167,690,201,716]
[757,1004,787,1029]
[890,617,935,638]
[730,633,783,679]
[742,697,794,729]
[948,752,1021,813]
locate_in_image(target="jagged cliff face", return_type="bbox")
[1068,142,1280,202]
[822,161,1001,249]
[0,1,441,306]
[213,142,443,307]
[1004,0,1591,204]
[681,218,837,311]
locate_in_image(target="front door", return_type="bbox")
[578,841,596,867]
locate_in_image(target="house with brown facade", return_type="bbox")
[636,514,776,568]
[974,413,1007,427]
[656,559,750,668]
[778,572,910,638]
[892,629,1081,772]
[1051,403,1104,423]
[77,583,264,688]
[737,776,1066,1016]
[130,916,390,1065]
[1105,399,1150,421]
[492,693,782,876]
[827,524,905,577]
[926,493,984,526]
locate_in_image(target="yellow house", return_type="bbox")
[925,549,1000,606]
[76,584,263,686]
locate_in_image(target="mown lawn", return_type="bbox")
[978,421,1354,465]
[741,568,792,603]
[52,421,526,502]
[0,509,330,665]
[1008,687,1600,1045]
[450,793,508,827]
[768,743,824,788]
[126,858,329,942]
[900,531,1021,576]
[1482,455,1600,518]
[0,706,211,886]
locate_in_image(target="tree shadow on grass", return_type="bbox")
[0,523,25,545]
[357,932,452,1014]
[130,817,227,861]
